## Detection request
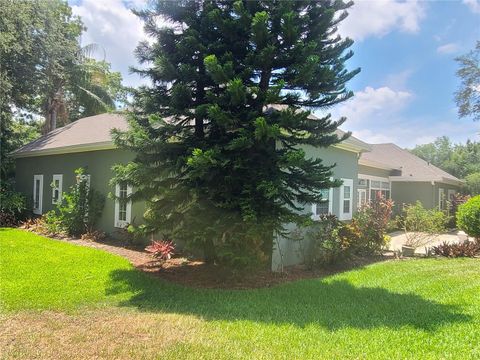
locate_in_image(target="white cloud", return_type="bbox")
[339,0,426,41]
[463,0,480,14]
[437,43,460,54]
[385,69,414,90]
[72,0,148,88]
[331,86,413,127]
[324,85,479,147]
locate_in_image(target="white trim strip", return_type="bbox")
[33,175,44,215]
[52,174,63,205]
[11,141,116,158]
[114,183,132,228]
[339,178,353,221]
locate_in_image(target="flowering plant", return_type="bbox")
[145,240,175,260]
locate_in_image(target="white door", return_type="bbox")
[357,189,367,208]
[339,178,353,220]
[33,175,43,215]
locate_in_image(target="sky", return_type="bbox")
[69,0,480,148]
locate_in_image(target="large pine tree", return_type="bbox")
[114,0,359,267]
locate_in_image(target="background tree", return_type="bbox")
[114,0,359,267]
[465,172,480,196]
[410,136,480,187]
[1,0,126,179]
[455,41,480,121]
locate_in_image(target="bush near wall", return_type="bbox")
[305,196,393,268]
[0,183,26,226]
[457,195,480,241]
[47,168,105,237]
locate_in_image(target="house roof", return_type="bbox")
[11,113,128,158]
[12,111,370,158]
[360,143,463,185]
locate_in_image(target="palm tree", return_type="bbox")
[43,44,120,133]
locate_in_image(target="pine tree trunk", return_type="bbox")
[203,238,216,264]
[261,227,274,270]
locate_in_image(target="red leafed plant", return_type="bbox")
[145,240,175,260]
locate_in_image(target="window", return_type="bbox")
[115,182,132,228]
[311,187,333,220]
[438,188,446,210]
[447,189,456,202]
[52,174,63,204]
[339,178,353,220]
[369,178,390,201]
[358,178,367,187]
[33,175,43,215]
[357,189,367,208]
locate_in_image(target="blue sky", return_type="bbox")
[70,0,480,147]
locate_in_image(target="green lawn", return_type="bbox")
[1,228,480,359]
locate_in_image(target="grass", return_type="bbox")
[1,228,480,359]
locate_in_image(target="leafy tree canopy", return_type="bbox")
[114,0,359,268]
[410,136,480,182]
[0,0,127,179]
[455,41,480,121]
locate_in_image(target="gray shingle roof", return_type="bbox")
[360,143,463,184]
[11,113,128,157]
[12,111,370,157]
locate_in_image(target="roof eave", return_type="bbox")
[334,139,371,153]
[389,176,464,186]
[358,158,399,171]
[11,141,116,158]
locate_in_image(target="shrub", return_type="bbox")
[145,240,175,261]
[457,195,480,240]
[448,193,470,227]
[303,196,393,267]
[306,214,351,267]
[431,241,480,258]
[339,194,393,255]
[401,201,449,249]
[348,194,394,255]
[22,214,65,237]
[0,183,26,226]
[53,168,105,236]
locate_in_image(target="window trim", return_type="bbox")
[339,178,353,220]
[114,183,132,228]
[358,174,391,202]
[357,188,367,208]
[311,186,334,220]
[52,174,63,205]
[33,174,44,215]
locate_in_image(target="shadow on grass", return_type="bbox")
[106,269,471,331]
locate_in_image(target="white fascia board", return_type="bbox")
[11,141,116,158]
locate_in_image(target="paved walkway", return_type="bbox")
[388,230,472,255]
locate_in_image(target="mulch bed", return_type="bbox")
[137,254,390,290]
[19,225,391,289]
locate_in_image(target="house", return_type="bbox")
[12,113,463,270]
[12,114,143,236]
[359,144,463,212]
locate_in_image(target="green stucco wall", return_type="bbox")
[391,181,460,213]
[15,149,145,236]
[272,145,359,271]
[391,182,435,211]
